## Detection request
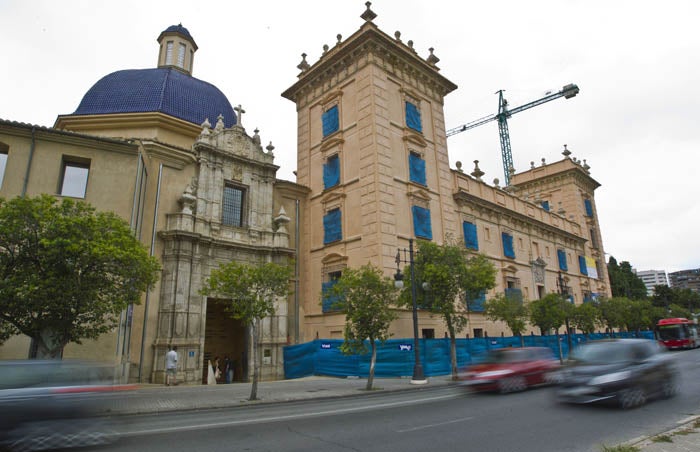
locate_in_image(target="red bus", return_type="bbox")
[656,318,699,349]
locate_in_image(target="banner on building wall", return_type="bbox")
[585,256,599,279]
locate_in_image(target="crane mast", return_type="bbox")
[447,83,579,185]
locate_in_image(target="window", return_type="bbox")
[0,146,7,188]
[557,249,568,271]
[584,198,593,217]
[405,101,422,132]
[323,208,342,244]
[505,288,523,304]
[408,152,426,185]
[541,200,550,211]
[59,159,90,198]
[323,154,340,189]
[502,232,515,258]
[412,205,432,240]
[463,221,478,250]
[578,256,589,276]
[177,43,186,68]
[466,291,486,312]
[165,41,174,65]
[322,105,339,137]
[590,228,599,249]
[322,271,342,313]
[222,184,245,227]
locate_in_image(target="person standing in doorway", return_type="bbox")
[165,345,178,386]
[224,355,234,384]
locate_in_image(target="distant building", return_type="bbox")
[635,270,668,296]
[669,269,700,294]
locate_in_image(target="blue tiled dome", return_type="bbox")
[73,68,236,127]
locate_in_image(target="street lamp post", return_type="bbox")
[394,238,427,384]
[558,271,573,351]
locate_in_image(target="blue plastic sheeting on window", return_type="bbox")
[578,255,588,275]
[466,291,486,312]
[408,153,426,185]
[541,200,550,211]
[405,101,422,132]
[501,232,515,258]
[463,221,478,250]
[323,208,342,244]
[282,331,657,379]
[412,205,432,239]
[322,280,342,313]
[557,249,568,271]
[584,198,593,217]
[322,105,339,137]
[323,155,340,189]
[505,288,523,304]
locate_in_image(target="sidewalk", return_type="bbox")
[102,376,700,452]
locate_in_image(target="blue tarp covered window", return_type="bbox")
[322,273,343,313]
[405,101,422,133]
[412,205,432,239]
[466,291,486,312]
[502,232,515,258]
[322,105,339,137]
[578,255,588,276]
[584,198,593,217]
[557,249,568,271]
[409,152,426,185]
[323,154,340,189]
[323,208,342,244]
[463,221,478,250]
[541,200,550,211]
[505,288,523,304]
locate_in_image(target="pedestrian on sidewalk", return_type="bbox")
[165,345,178,386]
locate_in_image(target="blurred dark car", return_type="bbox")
[458,347,560,393]
[555,338,679,409]
[0,359,134,451]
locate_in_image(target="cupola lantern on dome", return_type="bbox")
[157,24,198,75]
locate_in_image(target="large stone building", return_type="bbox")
[0,5,610,382]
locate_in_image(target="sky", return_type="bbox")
[1,0,698,274]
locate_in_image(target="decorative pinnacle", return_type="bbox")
[297,53,310,72]
[426,47,440,66]
[361,1,377,22]
[471,160,485,181]
[562,144,572,159]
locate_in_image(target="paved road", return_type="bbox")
[82,349,700,452]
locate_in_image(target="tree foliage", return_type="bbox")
[570,302,600,334]
[484,293,529,340]
[528,294,570,335]
[200,259,293,400]
[0,195,161,358]
[607,256,648,300]
[651,285,700,312]
[327,264,398,390]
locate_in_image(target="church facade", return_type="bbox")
[0,6,610,383]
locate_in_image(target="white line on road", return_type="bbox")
[125,393,458,437]
[396,416,475,433]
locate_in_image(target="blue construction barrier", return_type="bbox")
[283,331,655,379]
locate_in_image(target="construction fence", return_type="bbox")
[283,331,655,379]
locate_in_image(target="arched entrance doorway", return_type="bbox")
[202,299,248,384]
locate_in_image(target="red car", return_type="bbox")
[458,347,560,393]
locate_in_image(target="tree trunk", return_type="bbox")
[249,321,259,401]
[449,333,458,380]
[33,330,63,359]
[366,340,376,391]
[556,329,564,364]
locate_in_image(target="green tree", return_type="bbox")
[484,293,529,345]
[652,285,700,313]
[0,195,161,358]
[570,302,600,335]
[402,241,495,380]
[201,260,293,400]
[528,293,572,361]
[623,299,656,334]
[607,256,647,300]
[598,297,630,335]
[327,264,398,390]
